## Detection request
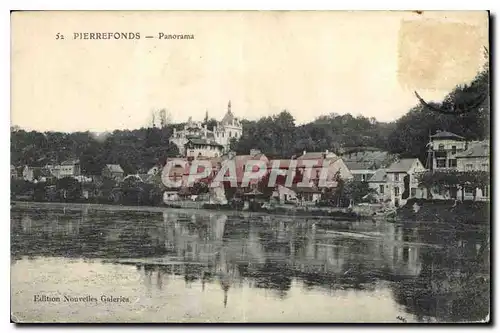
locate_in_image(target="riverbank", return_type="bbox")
[396,198,490,224]
[11,200,367,221]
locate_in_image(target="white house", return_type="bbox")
[428,130,467,170]
[58,159,81,179]
[367,169,391,203]
[184,138,224,159]
[272,185,298,203]
[170,101,242,156]
[456,140,490,200]
[386,158,426,207]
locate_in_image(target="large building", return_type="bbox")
[386,158,426,207]
[170,101,243,157]
[427,130,467,170]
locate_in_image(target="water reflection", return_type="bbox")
[11,206,490,322]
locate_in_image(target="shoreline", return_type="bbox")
[10,200,364,221]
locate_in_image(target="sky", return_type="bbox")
[11,11,489,132]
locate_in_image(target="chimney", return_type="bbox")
[303,150,306,156]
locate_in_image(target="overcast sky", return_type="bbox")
[11,11,488,132]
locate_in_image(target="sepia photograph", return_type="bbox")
[10,10,490,323]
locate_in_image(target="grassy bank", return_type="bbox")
[397,198,490,224]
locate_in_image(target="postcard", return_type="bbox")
[10,10,490,323]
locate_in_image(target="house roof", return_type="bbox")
[430,131,464,140]
[185,138,223,147]
[297,151,337,160]
[105,164,124,173]
[269,159,297,169]
[219,154,269,184]
[344,161,378,171]
[456,141,490,158]
[269,157,338,169]
[221,110,236,125]
[368,169,387,182]
[61,159,80,166]
[341,150,393,169]
[386,159,421,173]
[26,166,53,178]
[292,185,322,194]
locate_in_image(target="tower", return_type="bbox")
[227,100,231,114]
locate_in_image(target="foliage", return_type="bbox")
[11,179,34,196]
[231,111,394,158]
[11,126,180,175]
[387,60,490,163]
[417,170,490,200]
[56,177,82,201]
[344,181,377,203]
[190,182,209,195]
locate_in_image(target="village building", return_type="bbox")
[367,169,391,203]
[295,150,353,186]
[341,149,395,182]
[456,140,490,172]
[427,130,467,170]
[184,138,224,159]
[223,149,270,188]
[456,140,490,200]
[344,161,378,182]
[294,186,322,204]
[386,158,426,207]
[169,101,243,156]
[268,151,352,204]
[22,166,54,183]
[57,159,81,179]
[102,164,124,181]
[272,185,298,204]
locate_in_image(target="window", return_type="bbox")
[451,146,457,155]
[362,174,367,182]
[448,159,457,168]
[394,173,399,182]
[466,164,473,171]
[229,132,232,138]
[436,158,446,168]
[482,163,489,172]
[394,187,400,197]
[438,144,445,151]
[411,188,417,197]
[379,185,384,194]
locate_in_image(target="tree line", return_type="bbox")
[11,58,489,176]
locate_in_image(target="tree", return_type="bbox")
[56,177,81,201]
[388,56,489,162]
[417,170,490,201]
[191,182,209,195]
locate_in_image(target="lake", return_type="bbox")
[10,203,490,323]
